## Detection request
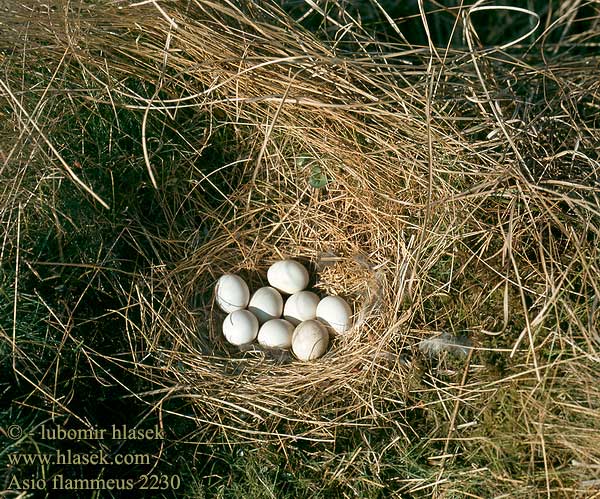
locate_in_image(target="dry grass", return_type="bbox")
[1,0,600,497]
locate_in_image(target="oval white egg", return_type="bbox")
[215,274,250,313]
[291,320,329,361]
[222,309,259,346]
[248,286,283,324]
[267,259,309,295]
[283,291,320,326]
[316,295,352,333]
[257,319,294,349]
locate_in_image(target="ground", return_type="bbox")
[1,1,599,498]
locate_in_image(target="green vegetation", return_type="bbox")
[1,1,599,497]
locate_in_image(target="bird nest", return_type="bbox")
[129,187,409,443]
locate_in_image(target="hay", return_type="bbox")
[97,2,448,443]
[113,0,600,442]
[2,0,600,494]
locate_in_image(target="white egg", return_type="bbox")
[222,309,259,346]
[248,286,283,324]
[316,295,352,333]
[257,319,294,349]
[291,320,329,361]
[215,274,250,313]
[267,259,309,294]
[283,291,320,326]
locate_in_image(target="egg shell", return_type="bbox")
[283,291,320,326]
[257,319,294,349]
[316,295,352,333]
[248,286,284,324]
[291,320,329,361]
[215,274,250,313]
[222,310,259,346]
[267,259,309,294]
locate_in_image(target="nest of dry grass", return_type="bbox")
[2,0,600,495]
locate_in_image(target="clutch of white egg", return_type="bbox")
[214,259,353,360]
